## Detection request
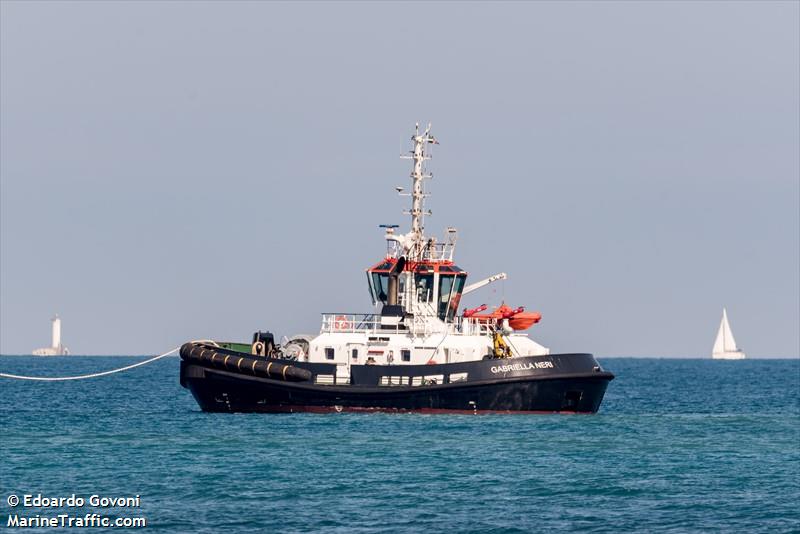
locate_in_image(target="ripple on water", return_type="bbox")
[1,357,798,532]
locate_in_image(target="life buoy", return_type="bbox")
[334,315,350,330]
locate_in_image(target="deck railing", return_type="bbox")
[320,314,381,333]
[320,313,498,336]
[385,242,456,262]
[420,242,456,262]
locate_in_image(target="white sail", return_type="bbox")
[712,308,745,359]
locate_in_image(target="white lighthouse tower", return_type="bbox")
[32,315,69,356]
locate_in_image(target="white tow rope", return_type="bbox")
[0,346,181,381]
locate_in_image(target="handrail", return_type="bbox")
[420,242,455,262]
[385,242,456,262]
[319,313,501,336]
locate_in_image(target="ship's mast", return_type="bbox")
[384,123,456,262]
[403,123,437,261]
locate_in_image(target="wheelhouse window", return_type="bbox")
[438,274,455,320]
[437,274,466,322]
[371,272,390,304]
[448,274,466,322]
[397,276,406,304]
[415,273,434,303]
[325,348,335,360]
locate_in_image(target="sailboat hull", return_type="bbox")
[712,351,746,360]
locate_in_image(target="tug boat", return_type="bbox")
[179,124,614,414]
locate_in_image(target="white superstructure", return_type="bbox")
[32,315,69,356]
[712,308,745,360]
[283,124,549,383]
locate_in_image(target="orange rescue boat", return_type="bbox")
[463,303,542,331]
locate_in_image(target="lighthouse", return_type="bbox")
[32,315,70,356]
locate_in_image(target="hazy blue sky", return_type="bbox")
[1,1,798,357]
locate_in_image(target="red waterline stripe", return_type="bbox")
[235,404,594,415]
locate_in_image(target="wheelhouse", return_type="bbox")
[366,258,467,323]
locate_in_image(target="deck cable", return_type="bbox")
[0,346,181,381]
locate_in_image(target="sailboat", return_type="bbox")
[712,308,746,360]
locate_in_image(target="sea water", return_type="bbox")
[1,357,798,533]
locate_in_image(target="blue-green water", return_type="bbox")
[1,357,798,532]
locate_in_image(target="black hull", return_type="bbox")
[179,347,614,414]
